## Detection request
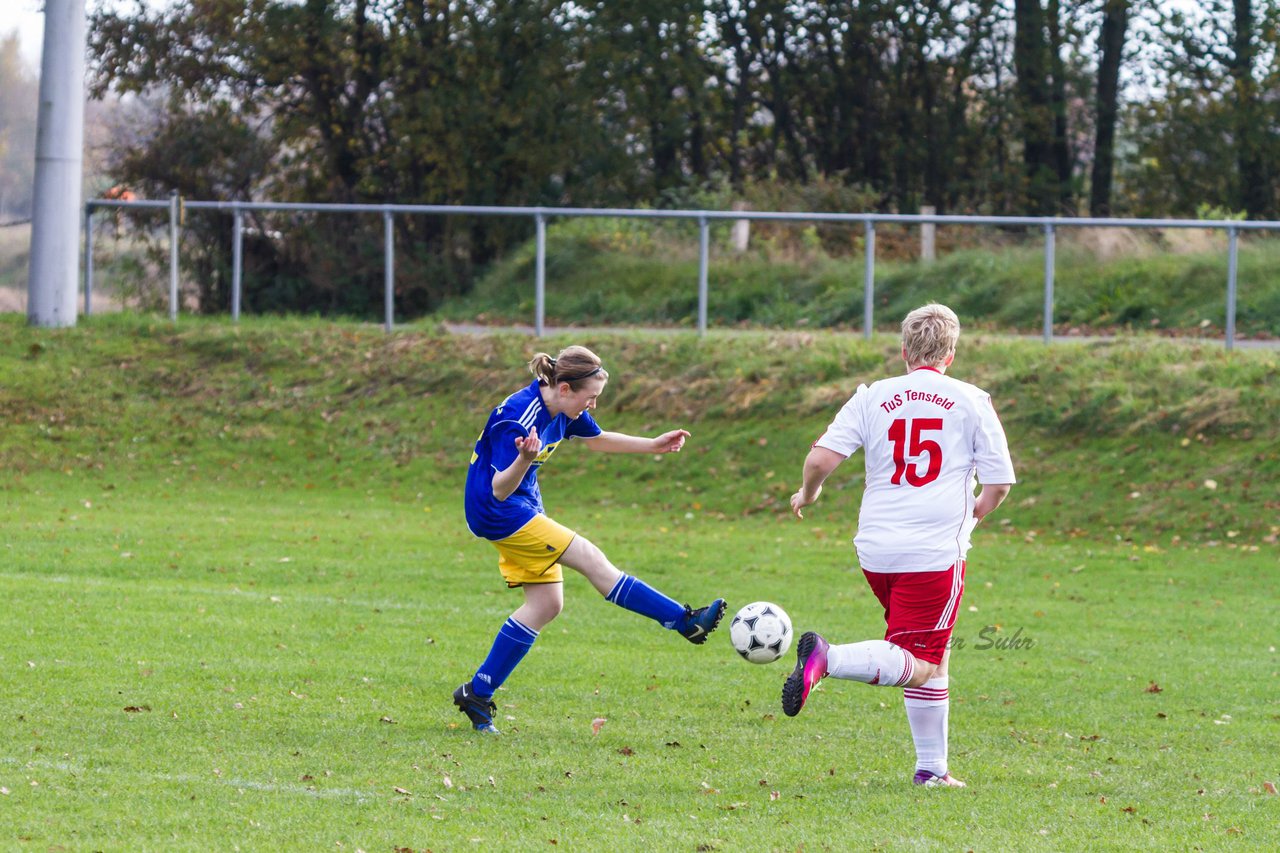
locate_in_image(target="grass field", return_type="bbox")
[2,315,1277,849]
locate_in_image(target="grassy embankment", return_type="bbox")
[440,217,1280,338]
[1,315,1276,849]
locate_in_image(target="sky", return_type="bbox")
[1,0,48,68]
[1,0,173,70]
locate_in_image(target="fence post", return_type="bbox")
[383,210,395,332]
[697,215,709,337]
[730,201,750,251]
[535,213,547,337]
[168,190,180,321]
[1043,223,1056,344]
[1225,226,1238,351]
[83,205,94,316]
[920,205,936,263]
[231,206,243,322]
[863,220,876,340]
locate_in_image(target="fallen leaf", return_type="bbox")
[617,746,634,756]
[123,705,151,713]
[1145,682,1162,694]
[769,790,780,801]
[442,776,452,789]
[591,717,607,735]
[380,716,398,724]
[1122,806,1137,814]
[1264,781,1278,795]
[393,786,412,796]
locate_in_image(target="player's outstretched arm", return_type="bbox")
[790,446,846,519]
[585,429,690,454]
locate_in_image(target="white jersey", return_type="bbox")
[815,367,1015,573]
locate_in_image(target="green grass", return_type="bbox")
[438,217,1280,338]
[2,315,1278,849]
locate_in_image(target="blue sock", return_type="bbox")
[606,573,686,629]
[471,617,538,698]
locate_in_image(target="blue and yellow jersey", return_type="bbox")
[464,380,602,540]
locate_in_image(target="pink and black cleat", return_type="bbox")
[781,631,829,717]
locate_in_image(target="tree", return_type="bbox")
[1089,0,1129,216]
[579,0,716,197]
[1013,0,1065,214]
[1226,0,1271,217]
[89,0,624,314]
[1126,0,1280,217]
[0,31,39,220]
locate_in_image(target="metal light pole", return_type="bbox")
[27,0,87,327]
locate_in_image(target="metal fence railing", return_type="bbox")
[83,195,1274,350]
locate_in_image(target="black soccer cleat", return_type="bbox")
[677,598,727,644]
[452,682,500,734]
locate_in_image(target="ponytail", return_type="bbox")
[528,345,608,388]
[528,352,557,385]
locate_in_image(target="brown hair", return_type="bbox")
[901,303,960,367]
[528,345,609,388]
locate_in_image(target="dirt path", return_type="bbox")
[0,285,125,314]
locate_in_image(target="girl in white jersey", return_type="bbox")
[783,303,1015,788]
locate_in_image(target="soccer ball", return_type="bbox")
[729,601,793,664]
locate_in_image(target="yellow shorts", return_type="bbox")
[492,514,575,588]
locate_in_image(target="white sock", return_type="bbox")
[825,640,915,686]
[904,675,950,777]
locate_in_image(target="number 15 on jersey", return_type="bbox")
[888,418,943,486]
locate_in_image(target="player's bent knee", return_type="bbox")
[905,659,939,688]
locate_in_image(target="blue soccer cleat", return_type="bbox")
[678,598,726,644]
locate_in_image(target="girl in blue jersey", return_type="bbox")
[453,345,726,733]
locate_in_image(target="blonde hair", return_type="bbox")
[528,345,609,388]
[901,303,960,367]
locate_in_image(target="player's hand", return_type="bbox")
[652,429,691,453]
[790,486,820,519]
[515,426,542,460]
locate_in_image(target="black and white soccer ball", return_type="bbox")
[729,601,793,664]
